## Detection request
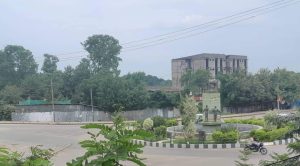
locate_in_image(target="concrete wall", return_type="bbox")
[12,105,180,122]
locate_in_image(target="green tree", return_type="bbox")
[70,58,91,103]
[79,73,148,112]
[147,91,172,108]
[7,45,38,80]
[271,68,300,103]
[0,49,15,89]
[123,72,171,87]
[21,74,45,100]
[0,45,37,88]
[62,66,76,100]
[82,34,122,75]
[0,102,15,121]
[67,111,150,166]
[0,85,22,104]
[180,96,197,139]
[181,69,210,95]
[42,54,59,74]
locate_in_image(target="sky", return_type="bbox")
[0,0,299,80]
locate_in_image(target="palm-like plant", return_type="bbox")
[67,110,152,166]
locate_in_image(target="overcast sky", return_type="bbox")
[0,0,299,79]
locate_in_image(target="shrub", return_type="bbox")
[0,146,54,166]
[165,118,178,127]
[151,116,166,128]
[212,129,239,143]
[143,118,153,131]
[250,126,291,142]
[0,103,15,121]
[224,118,264,127]
[154,126,167,140]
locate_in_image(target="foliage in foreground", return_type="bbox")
[67,112,152,166]
[0,145,54,166]
[180,96,197,139]
[259,153,290,166]
[235,150,253,166]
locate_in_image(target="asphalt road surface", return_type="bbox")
[0,124,289,166]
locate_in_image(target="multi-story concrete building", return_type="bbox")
[172,53,248,89]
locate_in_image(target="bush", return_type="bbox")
[165,118,178,127]
[151,116,166,128]
[250,126,292,142]
[154,126,167,140]
[224,118,264,127]
[212,130,239,144]
[0,145,54,166]
[0,104,15,121]
[143,118,153,131]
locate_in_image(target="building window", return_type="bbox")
[220,59,223,73]
[206,58,209,70]
[215,58,218,76]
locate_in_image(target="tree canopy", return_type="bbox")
[82,34,122,75]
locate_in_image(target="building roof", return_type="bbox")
[172,53,247,60]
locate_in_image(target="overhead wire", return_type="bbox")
[121,0,295,47]
[122,0,299,51]
[56,0,297,60]
[6,0,298,63]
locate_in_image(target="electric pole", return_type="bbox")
[90,88,94,121]
[51,78,55,122]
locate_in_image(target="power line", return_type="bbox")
[122,0,298,50]
[52,0,295,58]
[60,0,298,61]
[121,0,294,46]
[4,0,297,63]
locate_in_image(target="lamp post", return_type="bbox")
[90,88,94,122]
[51,78,55,122]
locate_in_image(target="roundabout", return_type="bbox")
[0,123,291,166]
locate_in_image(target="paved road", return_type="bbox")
[0,124,289,166]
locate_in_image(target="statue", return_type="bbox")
[212,106,220,122]
[204,105,209,122]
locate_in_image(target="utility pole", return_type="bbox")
[51,78,55,122]
[90,88,94,122]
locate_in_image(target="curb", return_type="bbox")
[133,137,297,149]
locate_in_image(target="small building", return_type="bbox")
[171,53,248,89]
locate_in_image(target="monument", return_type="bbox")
[202,79,222,126]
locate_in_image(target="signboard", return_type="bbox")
[202,92,221,111]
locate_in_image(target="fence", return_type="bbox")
[12,104,180,122]
[223,101,276,114]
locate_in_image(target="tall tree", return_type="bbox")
[62,66,75,100]
[6,45,38,80]
[0,50,15,89]
[0,85,22,104]
[82,34,122,75]
[180,96,197,139]
[41,54,59,74]
[181,69,210,95]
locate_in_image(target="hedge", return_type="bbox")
[224,118,264,127]
[212,130,239,143]
[250,126,291,142]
